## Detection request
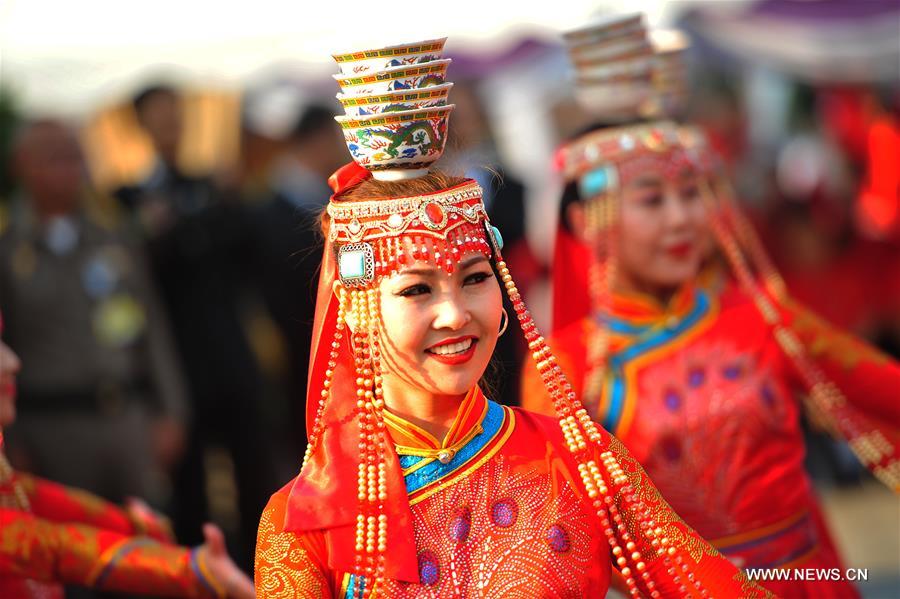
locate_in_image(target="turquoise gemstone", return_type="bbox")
[579,166,610,198]
[491,225,504,251]
[339,251,366,279]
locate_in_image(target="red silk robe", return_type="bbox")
[0,467,224,598]
[522,283,900,597]
[255,388,767,597]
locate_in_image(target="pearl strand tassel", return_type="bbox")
[498,255,709,598]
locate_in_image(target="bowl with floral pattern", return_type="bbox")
[335,105,454,178]
[337,83,453,117]
[333,38,447,75]
[334,59,451,97]
[563,13,644,46]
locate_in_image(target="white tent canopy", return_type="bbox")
[0,0,682,117]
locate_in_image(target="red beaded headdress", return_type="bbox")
[327,175,491,283]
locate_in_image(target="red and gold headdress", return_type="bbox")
[284,36,740,599]
[328,178,490,284]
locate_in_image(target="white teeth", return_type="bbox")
[429,339,474,355]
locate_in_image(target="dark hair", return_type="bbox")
[289,104,339,143]
[132,84,179,117]
[341,170,467,201]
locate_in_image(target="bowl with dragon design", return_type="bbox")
[332,38,447,75]
[334,59,451,97]
[335,105,454,179]
[337,83,453,117]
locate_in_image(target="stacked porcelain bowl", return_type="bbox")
[332,38,454,180]
[647,29,690,119]
[564,13,655,120]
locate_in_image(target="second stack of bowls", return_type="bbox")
[564,13,655,118]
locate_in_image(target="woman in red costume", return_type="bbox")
[0,316,255,599]
[252,38,768,598]
[521,15,900,599]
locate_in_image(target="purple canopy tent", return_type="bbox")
[680,0,900,83]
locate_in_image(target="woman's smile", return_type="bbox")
[425,335,479,364]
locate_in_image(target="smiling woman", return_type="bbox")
[522,14,900,598]
[332,172,503,447]
[251,37,767,599]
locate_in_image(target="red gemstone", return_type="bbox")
[424,202,444,226]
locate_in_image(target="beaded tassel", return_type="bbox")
[347,289,379,598]
[713,176,787,300]
[699,178,900,491]
[584,192,618,411]
[365,288,389,582]
[372,223,490,280]
[347,287,391,599]
[497,252,707,598]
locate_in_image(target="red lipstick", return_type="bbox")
[425,335,478,365]
[666,242,693,258]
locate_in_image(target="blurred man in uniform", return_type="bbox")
[0,118,188,505]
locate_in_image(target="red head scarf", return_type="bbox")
[281,164,491,581]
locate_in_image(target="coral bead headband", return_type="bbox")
[554,121,693,200]
[327,178,503,287]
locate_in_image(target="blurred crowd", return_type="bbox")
[0,6,898,594]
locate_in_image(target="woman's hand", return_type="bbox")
[202,523,255,599]
[124,496,175,542]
